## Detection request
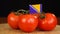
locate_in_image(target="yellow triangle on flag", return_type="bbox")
[32,4,40,12]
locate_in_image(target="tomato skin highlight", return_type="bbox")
[32,13,40,18]
[18,14,38,32]
[38,13,57,31]
[7,12,19,29]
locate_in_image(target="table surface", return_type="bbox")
[0,23,60,34]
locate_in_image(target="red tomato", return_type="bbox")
[18,14,38,32]
[7,12,19,29]
[32,13,40,19]
[38,13,57,31]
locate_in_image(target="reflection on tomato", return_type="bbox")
[32,13,40,19]
[38,13,57,31]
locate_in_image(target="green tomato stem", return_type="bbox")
[40,12,45,19]
[16,9,29,14]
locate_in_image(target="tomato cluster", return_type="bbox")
[7,9,57,32]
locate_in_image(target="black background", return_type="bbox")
[0,0,60,17]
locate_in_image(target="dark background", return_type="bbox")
[0,0,60,17]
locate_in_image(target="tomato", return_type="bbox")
[18,14,38,32]
[32,13,40,19]
[38,13,57,31]
[7,12,19,29]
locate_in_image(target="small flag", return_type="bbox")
[29,4,42,14]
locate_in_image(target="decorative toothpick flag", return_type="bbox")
[29,4,42,14]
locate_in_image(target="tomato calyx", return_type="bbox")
[40,12,45,19]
